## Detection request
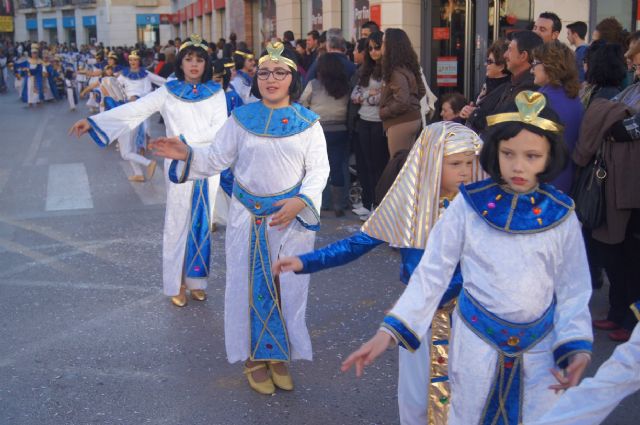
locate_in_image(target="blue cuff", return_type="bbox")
[297,231,382,274]
[381,314,420,352]
[87,117,109,148]
[553,339,593,369]
[294,193,321,231]
[168,135,192,184]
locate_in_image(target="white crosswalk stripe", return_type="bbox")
[45,163,94,211]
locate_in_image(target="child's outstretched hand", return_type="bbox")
[148,136,189,160]
[69,119,90,137]
[272,256,303,276]
[341,331,394,377]
[549,352,591,393]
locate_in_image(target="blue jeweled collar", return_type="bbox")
[460,179,574,233]
[121,67,148,80]
[232,101,319,138]
[166,79,222,102]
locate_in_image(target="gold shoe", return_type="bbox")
[128,175,145,182]
[171,285,187,307]
[243,362,275,395]
[268,361,294,391]
[146,160,157,180]
[190,289,207,301]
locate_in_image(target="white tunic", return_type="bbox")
[388,194,593,424]
[88,83,228,296]
[529,322,640,425]
[117,71,166,99]
[186,116,329,363]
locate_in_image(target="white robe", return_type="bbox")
[387,194,593,424]
[529,322,640,425]
[88,84,227,296]
[185,117,329,363]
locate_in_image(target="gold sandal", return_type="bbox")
[171,285,187,307]
[268,361,294,391]
[244,362,275,395]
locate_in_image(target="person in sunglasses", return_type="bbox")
[149,42,329,395]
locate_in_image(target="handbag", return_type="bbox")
[570,140,607,229]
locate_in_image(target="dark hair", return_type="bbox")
[539,12,562,33]
[355,37,368,53]
[212,58,231,90]
[510,30,543,64]
[307,30,320,40]
[174,44,213,83]
[595,17,625,45]
[585,41,626,87]
[441,92,467,113]
[480,96,567,183]
[381,28,423,89]
[532,40,580,98]
[358,31,383,86]
[361,21,380,33]
[487,39,509,70]
[567,21,588,39]
[233,48,253,71]
[250,47,302,102]
[317,53,350,99]
[283,30,295,42]
[319,31,327,44]
[296,39,307,50]
[157,53,165,61]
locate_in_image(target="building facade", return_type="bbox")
[13,0,174,47]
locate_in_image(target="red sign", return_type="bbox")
[171,13,180,25]
[203,0,212,14]
[214,0,225,10]
[433,27,450,41]
[195,0,203,17]
[370,4,380,27]
[160,14,171,25]
[179,8,187,22]
[436,56,458,87]
[186,4,194,19]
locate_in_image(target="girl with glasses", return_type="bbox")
[149,42,329,395]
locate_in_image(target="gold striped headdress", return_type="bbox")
[128,50,140,59]
[361,122,484,248]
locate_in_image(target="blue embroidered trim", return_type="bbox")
[166,79,222,102]
[168,135,192,184]
[219,169,234,197]
[460,179,574,234]
[225,88,244,115]
[233,182,301,361]
[134,121,147,150]
[232,101,319,138]
[457,289,556,356]
[121,67,148,80]
[294,193,321,231]
[632,301,640,321]
[184,179,211,278]
[431,376,449,383]
[481,354,524,425]
[381,314,421,352]
[87,117,109,148]
[103,96,125,111]
[553,339,593,369]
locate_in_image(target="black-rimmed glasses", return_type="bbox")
[256,69,292,80]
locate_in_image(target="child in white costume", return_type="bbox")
[342,92,593,425]
[274,121,484,425]
[70,35,227,306]
[528,301,640,425]
[150,42,329,395]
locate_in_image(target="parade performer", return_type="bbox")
[109,49,166,182]
[230,48,258,104]
[42,52,60,101]
[70,34,227,307]
[274,121,483,425]
[341,91,593,424]
[20,45,45,106]
[10,52,28,97]
[529,301,640,425]
[149,42,329,395]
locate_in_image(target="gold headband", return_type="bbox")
[486,91,563,133]
[234,50,254,60]
[224,62,235,68]
[257,42,297,70]
[180,34,208,52]
[108,51,118,60]
[129,50,140,59]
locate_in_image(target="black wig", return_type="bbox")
[480,96,568,184]
[249,47,302,102]
[174,43,213,83]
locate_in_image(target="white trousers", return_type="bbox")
[398,329,431,425]
[119,125,151,176]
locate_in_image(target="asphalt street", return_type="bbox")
[0,82,638,425]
